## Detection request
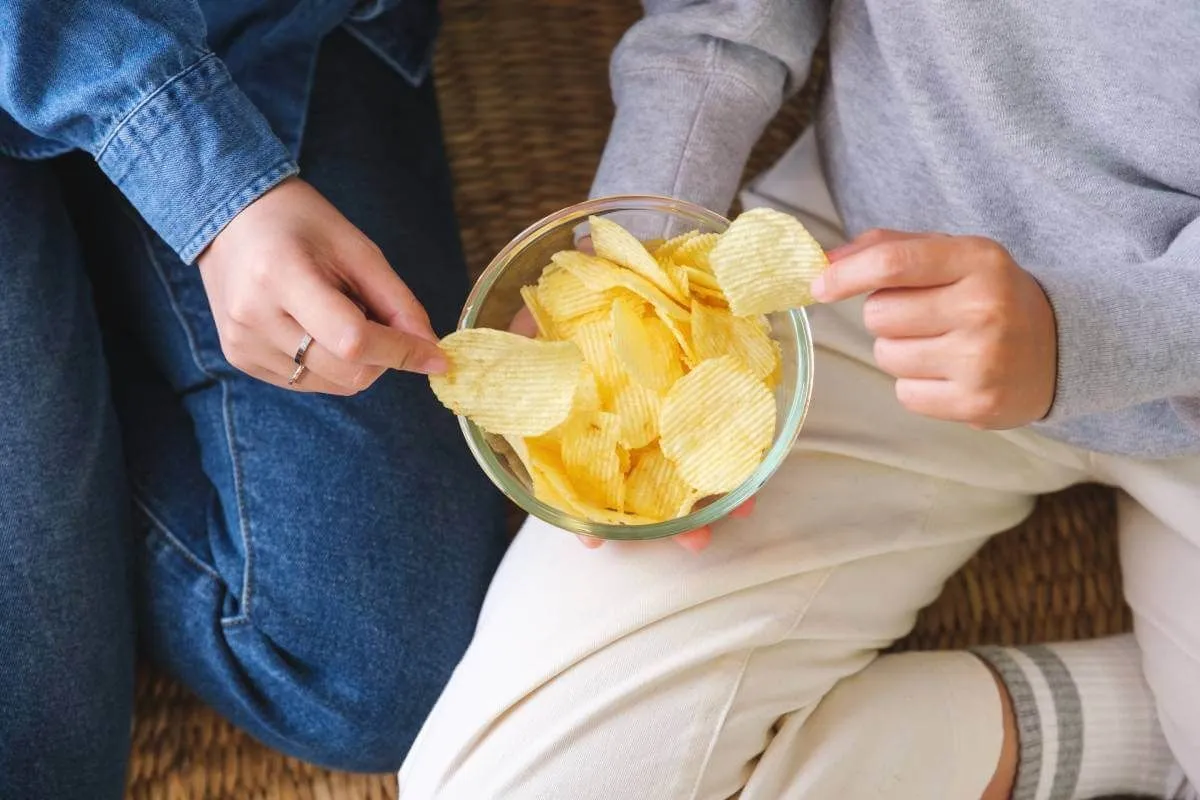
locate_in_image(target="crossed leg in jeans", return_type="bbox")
[0,31,508,799]
[400,132,1200,799]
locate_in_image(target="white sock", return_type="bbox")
[974,634,1194,800]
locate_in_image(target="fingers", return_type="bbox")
[673,527,712,552]
[824,228,925,262]
[265,315,385,392]
[280,267,447,374]
[509,305,538,338]
[861,287,955,338]
[894,378,1007,426]
[336,234,440,343]
[229,345,357,395]
[873,335,953,380]
[730,497,756,518]
[813,234,964,303]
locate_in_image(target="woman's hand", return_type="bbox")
[197,178,447,394]
[814,229,1058,429]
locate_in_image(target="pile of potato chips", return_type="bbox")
[430,207,827,526]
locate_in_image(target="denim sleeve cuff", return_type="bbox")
[95,54,299,264]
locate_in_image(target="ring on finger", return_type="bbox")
[288,332,314,387]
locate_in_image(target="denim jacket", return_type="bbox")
[0,0,437,263]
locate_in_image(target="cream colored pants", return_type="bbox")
[400,132,1200,799]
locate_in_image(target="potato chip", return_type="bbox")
[537,265,612,323]
[573,363,603,417]
[561,411,625,510]
[691,284,729,309]
[655,308,696,367]
[660,356,775,494]
[568,316,627,405]
[624,446,696,520]
[691,301,781,380]
[520,285,558,339]
[430,329,583,436]
[553,250,690,321]
[588,215,685,304]
[652,231,700,262]
[613,380,661,449]
[612,299,683,392]
[708,207,828,315]
[664,260,691,299]
[671,232,720,272]
[685,266,721,292]
[554,307,609,340]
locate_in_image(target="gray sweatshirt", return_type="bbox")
[591,0,1200,459]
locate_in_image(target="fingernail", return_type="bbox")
[810,275,828,301]
[418,350,449,375]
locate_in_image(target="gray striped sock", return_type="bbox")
[974,635,1186,800]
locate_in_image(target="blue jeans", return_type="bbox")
[0,30,508,799]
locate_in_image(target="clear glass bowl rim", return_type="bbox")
[456,194,814,540]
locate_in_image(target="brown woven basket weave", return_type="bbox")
[124,1,1125,796]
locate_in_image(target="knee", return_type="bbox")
[787,651,1006,799]
[271,643,463,773]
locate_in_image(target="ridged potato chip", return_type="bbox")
[537,265,612,323]
[691,302,781,380]
[553,250,689,321]
[653,231,700,262]
[625,446,697,520]
[655,308,696,367]
[660,356,775,494]
[520,285,558,339]
[671,232,720,272]
[561,411,625,511]
[554,307,609,340]
[569,316,627,404]
[708,207,828,315]
[612,299,683,392]
[613,380,661,449]
[430,329,583,437]
[589,215,685,304]
[685,266,721,292]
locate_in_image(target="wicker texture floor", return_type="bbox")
[124,1,1126,796]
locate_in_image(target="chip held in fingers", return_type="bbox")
[428,329,583,437]
[708,207,829,316]
[430,209,826,528]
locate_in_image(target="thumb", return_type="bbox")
[393,333,449,375]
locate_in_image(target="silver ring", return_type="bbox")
[287,363,307,386]
[294,332,314,365]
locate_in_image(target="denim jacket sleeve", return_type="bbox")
[0,0,299,262]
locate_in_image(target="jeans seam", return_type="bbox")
[129,210,256,623]
[683,567,836,800]
[132,491,222,583]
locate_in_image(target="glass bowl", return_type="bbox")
[456,195,814,540]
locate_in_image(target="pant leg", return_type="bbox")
[62,30,509,773]
[1107,456,1200,785]
[0,156,135,799]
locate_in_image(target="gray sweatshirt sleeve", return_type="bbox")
[590,0,828,216]
[1037,218,1200,421]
